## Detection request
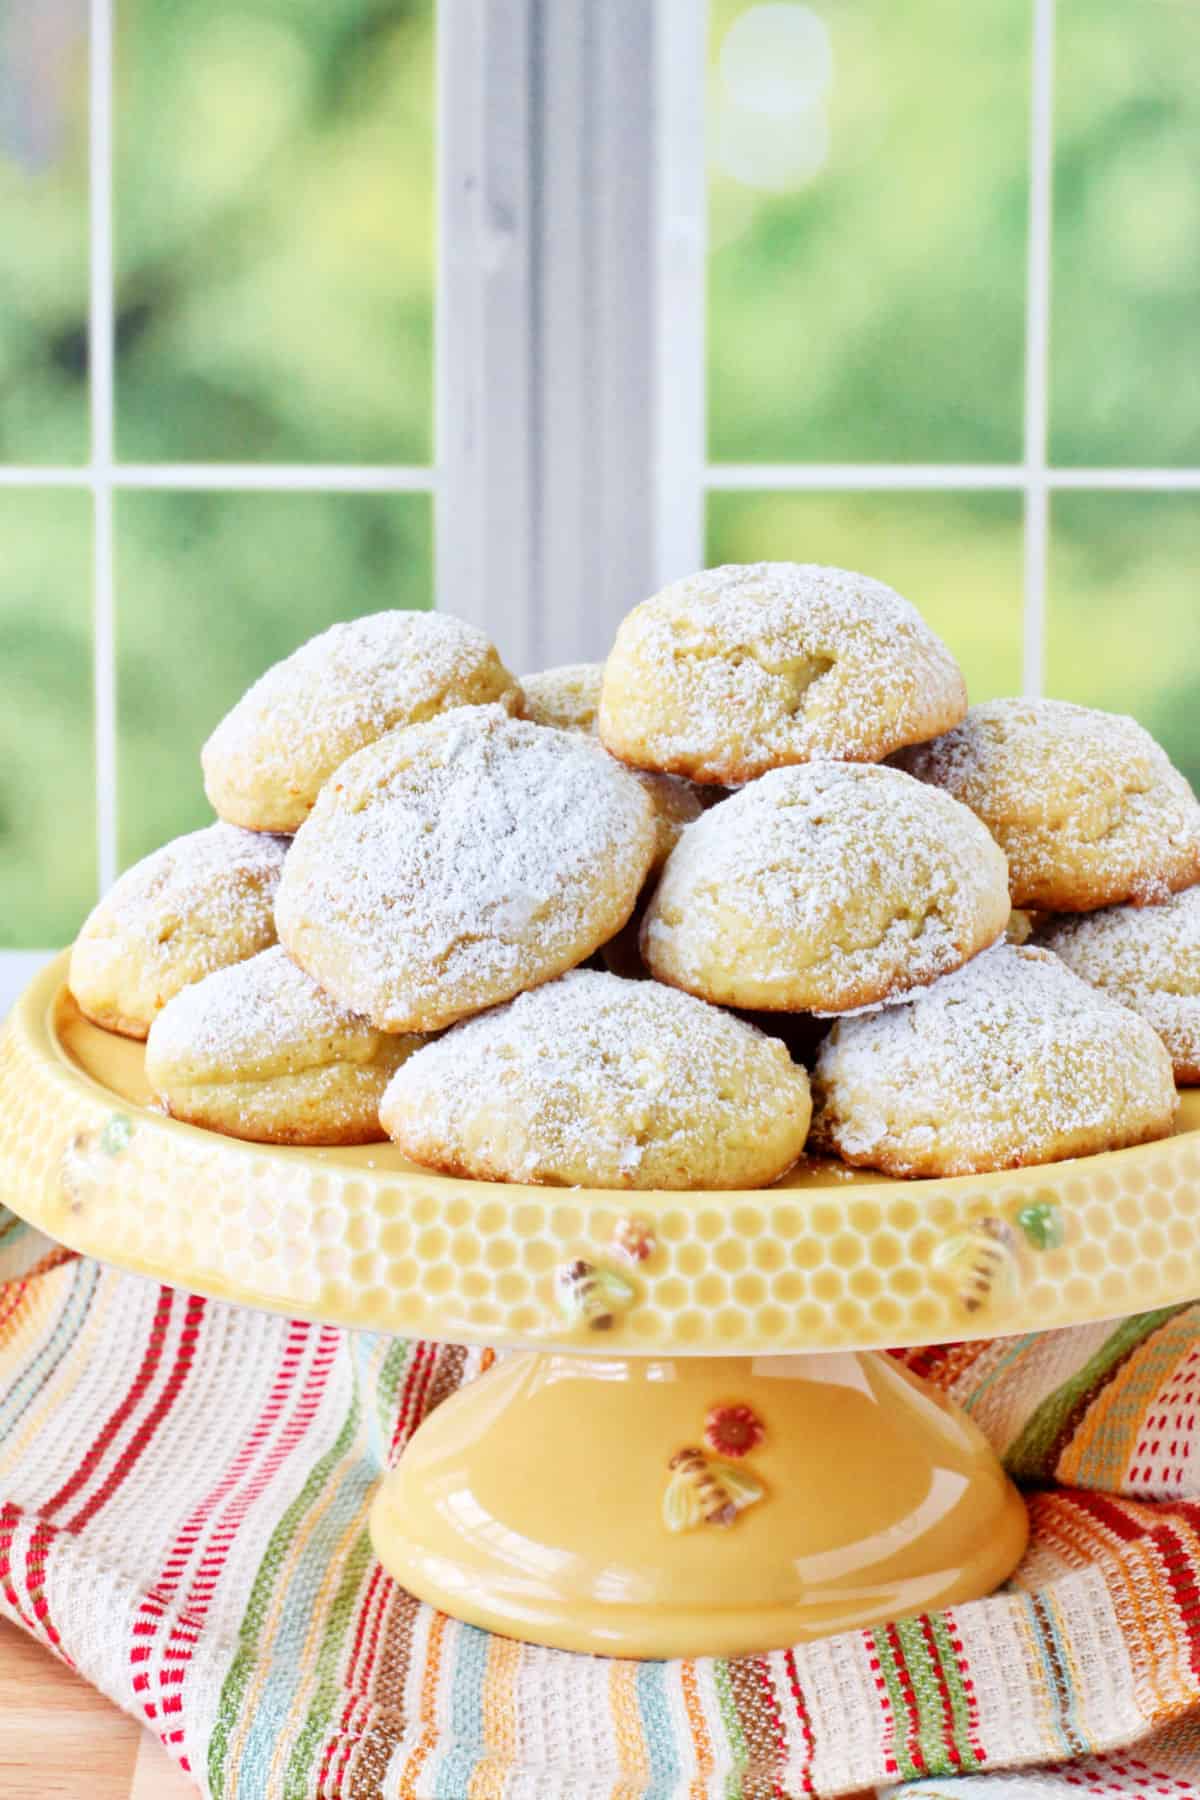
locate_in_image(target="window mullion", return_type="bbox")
[654,0,708,591]
[437,0,701,669]
[1022,0,1056,698]
[435,0,539,670]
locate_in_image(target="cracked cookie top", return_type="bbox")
[811,942,1178,1177]
[203,610,522,833]
[379,967,812,1190]
[898,697,1200,911]
[274,707,657,1034]
[596,562,967,784]
[69,823,289,1040]
[640,761,1009,1014]
[1039,886,1200,1082]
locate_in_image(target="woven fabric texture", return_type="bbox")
[5,1204,1200,1799]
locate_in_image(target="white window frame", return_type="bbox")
[3,0,1199,1011]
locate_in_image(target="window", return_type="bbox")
[702,0,1199,796]
[2,0,1197,1006]
[0,0,436,999]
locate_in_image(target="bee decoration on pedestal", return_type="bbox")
[662,1447,765,1533]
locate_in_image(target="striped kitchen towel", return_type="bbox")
[6,1214,1200,1797]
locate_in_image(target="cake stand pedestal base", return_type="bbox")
[370,1349,1028,1659]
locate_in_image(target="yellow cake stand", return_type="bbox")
[3,955,1199,1656]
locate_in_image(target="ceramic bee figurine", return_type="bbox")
[554,1258,636,1331]
[931,1216,1021,1317]
[662,1447,765,1533]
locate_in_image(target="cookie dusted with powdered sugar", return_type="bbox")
[520,662,606,735]
[146,947,424,1145]
[897,698,1200,912]
[379,969,812,1190]
[811,943,1178,1178]
[203,610,522,833]
[69,823,289,1039]
[274,708,657,1034]
[597,563,967,785]
[521,659,706,870]
[641,763,1009,1014]
[1039,886,1200,1082]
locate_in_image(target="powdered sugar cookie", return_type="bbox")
[597,563,967,785]
[898,699,1200,912]
[69,823,288,1039]
[275,708,656,1033]
[1039,886,1200,1082]
[522,659,706,868]
[203,610,521,833]
[146,947,422,1144]
[641,763,1009,1014]
[811,943,1178,1177]
[520,662,605,735]
[379,968,812,1189]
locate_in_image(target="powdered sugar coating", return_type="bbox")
[522,659,706,867]
[641,763,1010,1014]
[1039,886,1200,1082]
[898,698,1200,912]
[69,823,289,1038]
[597,563,967,784]
[811,943,1178,1177]
[379,968,812,1189]
[202,610,521,832]
[520,662,604,734]
[275,708,657,1033]
[146,947,423,1145]
[147,945,404,1081]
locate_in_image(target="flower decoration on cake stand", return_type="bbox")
[704,1402,765,1459]
[613,1215,657,1264]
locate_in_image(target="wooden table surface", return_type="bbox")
[0,1619,198,1799]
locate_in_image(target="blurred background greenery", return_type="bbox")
[0,0,1196,947]
[705,0,1198,808]
[0,0,436,945]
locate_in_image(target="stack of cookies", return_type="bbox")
[68,564,1200,1189]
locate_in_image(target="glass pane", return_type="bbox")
[115,490,433,866]
[1047,492,1200,793]
[0,4,89,463]
[114,0,435,463]
[706,489,1024,704]
[1050,0,1200,467]
[707,0,1030,465]
[0,490,95,945]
